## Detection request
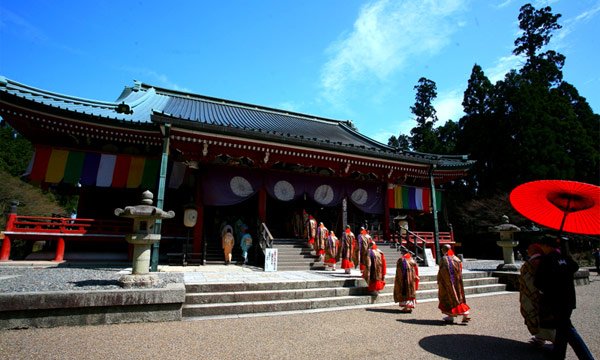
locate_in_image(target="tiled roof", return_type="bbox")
[0,76,475,170]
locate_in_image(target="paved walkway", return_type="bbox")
[161,263,443,284]
[1,271,598,360]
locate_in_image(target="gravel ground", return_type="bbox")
[0,265,183,292]
[0,272,598,360]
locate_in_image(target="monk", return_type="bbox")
[306,215,317,251]
[221,227,235,265]
[340,225,357,274]
[519,243,555,346]
[363,240,386,295]
[393,250,419,313]
[315,222,328,262]
[437,244,470,323]
[324,231,340,271]
[356,227,372,272]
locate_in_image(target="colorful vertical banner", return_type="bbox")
[26,146,164,189]
[111,155,131,188]
[127,156,145,188]
[388,185,442,212]
[44,149,69,183]
[140,158,159,189]
[63,151,85,184]
[29,146,52,182]
[96,154,117,187]
[80,152,101,186]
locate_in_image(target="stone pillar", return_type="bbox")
[491,215,521,272]
[115,191,174,288]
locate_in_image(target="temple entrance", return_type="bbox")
[267,197,368,239]
[202,195,258,264]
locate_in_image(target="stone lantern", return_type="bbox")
[489,215,521,271]
[114,190,175,287]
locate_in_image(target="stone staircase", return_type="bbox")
[273,238,406,271]
[182,271,506,319]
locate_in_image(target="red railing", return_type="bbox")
[0,214,187,262]
[0,215,135,262]
[389,230,456,260]
[5,216,132,236]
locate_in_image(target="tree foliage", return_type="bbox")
[0,122,34,177]
[409,77,440,152]
[453,3,599,195]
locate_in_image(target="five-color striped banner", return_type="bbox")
[387,185,442,212]
[27,146,160,189]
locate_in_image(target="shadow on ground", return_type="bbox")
[397,318,447,326]
[419,334,549,359]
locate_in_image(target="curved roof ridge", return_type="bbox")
[337,121,394,151]
[135,82,346,125]
[0,76,118,109]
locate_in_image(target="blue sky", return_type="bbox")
[1,0,598,144]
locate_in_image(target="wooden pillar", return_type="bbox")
[429,164,441,263]
[383,183,390,241]
[151,123,171,272]
[258,187,267,224]
[0,233,11,261]
[193,205,204,254]
[0,202,18,261]
[193,183,204,254]
[54,237,65,262]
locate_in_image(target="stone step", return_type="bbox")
[182,282,507,318]
[183,271,491,293]
[184,276,502,305]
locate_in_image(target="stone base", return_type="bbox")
[496,263,520,272]
[119,274,160,288]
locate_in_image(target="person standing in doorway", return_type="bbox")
[437,244,470,324]
[240,226,253,265]
[222,227,234,265]
[535,236,594,360]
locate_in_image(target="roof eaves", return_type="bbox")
[153,112,473,169]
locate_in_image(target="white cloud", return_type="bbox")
[119,66,191,93]
[495,0,515,9]
[371,120,413,144]
[435,88,464,122]
[485,54,524,83]
[319,0,468,108]
[554,3,600,49]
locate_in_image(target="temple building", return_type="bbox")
[0,76,474,264]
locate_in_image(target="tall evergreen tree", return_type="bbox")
[410,77,439,152]
[456,65,498,193]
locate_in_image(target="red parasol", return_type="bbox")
[509,180,600,235]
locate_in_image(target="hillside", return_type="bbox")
[0,169,66,230]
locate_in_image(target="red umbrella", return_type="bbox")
[509,180,600,235]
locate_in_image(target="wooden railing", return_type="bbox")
[390,230,456,260]
[4,216,132,236]
[0,214,182,262]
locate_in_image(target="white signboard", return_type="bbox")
[264,248,278,272]
[424,248,435,267]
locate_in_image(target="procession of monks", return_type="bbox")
[303,213,470,322]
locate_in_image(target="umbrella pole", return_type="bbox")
[558,197,571,254]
